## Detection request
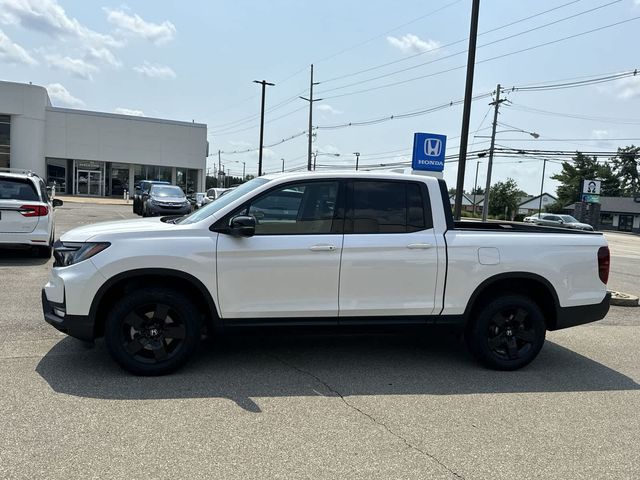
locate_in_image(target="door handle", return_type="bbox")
[309,245,337,252]
[406,243,433,249]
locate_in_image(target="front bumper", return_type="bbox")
[553,292,611,330]
[42,289,95,341]
[148,203,191,216]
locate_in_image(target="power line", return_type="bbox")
[318,0,620,95]
[319,0,585,84]
[312,0,464,65]
[507,103,640,125]
[317,17,640,100]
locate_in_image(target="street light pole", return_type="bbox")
[253,79,275,177]
[313,151,317,170]
[538,158,547,216]
[453,0,481,220]
[281,158,285,173]
[354,152,360,170]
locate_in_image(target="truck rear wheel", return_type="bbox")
[466,295,546,370]
[104,287,201,375]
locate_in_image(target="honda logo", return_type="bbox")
[424,138,442,157]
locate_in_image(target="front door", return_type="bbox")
[338,180,440,318]
[216,180,343,319]
[618,214,634,232]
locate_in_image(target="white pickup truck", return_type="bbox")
[42,172,611,375]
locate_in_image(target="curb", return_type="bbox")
[608,291,639,307]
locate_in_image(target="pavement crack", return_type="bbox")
[269,353,465,480]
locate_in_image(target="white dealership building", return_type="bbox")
[0,81,207,196]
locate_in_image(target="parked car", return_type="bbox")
[43,172,610,375]
[201,188,229,206]
[530,213,594,231]
[132,180,170,215]
[141,184,191,217]
[1,170,63,258]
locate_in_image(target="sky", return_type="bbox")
[1,0,639,195]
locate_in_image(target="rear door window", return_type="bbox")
[346,180,431,234]
[0,178,39,201]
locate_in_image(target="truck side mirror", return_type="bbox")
[229,215,256,237]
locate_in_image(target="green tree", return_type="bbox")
[551,152,621,206]
[470,186,484,195]
[489,178,521,219]
[611,145,640,195]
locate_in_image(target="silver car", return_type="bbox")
[533,214,594,231]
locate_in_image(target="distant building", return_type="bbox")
[566,197,640,233]
[0,81,207,196]
[517,193,557,215]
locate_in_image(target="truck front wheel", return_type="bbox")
[104,287,201,375]
[466,295,546,370]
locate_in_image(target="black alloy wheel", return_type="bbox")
[105,287,201,375]
[466,295,546,371]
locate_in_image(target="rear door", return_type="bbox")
[338,179,440,318]
[0,177,42,233]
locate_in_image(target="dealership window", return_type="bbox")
[46,159,67,194]
[186,169,198,194]
[600,213,613,226]
[110,162,129,196]
[0,115,9,169]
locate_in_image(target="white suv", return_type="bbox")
[0,170,63,258]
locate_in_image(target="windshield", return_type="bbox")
[177,177,269,224]
[560,215,579,223]
[151,185,185,197]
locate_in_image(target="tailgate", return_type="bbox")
[0,200,41,233]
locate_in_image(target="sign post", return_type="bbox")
[581,179,601,203]
[411,132,447,177]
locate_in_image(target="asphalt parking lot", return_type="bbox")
[0,203,638,479]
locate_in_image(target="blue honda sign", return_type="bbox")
[412,132,447,172]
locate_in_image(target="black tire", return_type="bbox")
[466,294,546,371]
[142,203,149,217]
[104,287,201,375]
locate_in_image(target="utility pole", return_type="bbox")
[300,64,321,171]
[218,150,222,187]
[538,158,547,216]
[281,158,285,173]
[473,160,481,216]
[481,84,505,222]
[354,152,360,171]
[312,151,317,170]
[253,79,275,176]
[242,161,246,180]
[453,0,481,220]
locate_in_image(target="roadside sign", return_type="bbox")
[582,179,601,195]
[412,132,447,172]
[582,194,600,203]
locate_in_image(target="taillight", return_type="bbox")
[19,205,48,217]
[598,246,610,284]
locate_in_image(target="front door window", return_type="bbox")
[77,170,102,196]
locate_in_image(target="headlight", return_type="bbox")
[53,241,110,267]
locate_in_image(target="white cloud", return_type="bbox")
[45,53,98,80]
[46,83,84,107]
[0,0,122,47]
[114,107,144,116]
[84,46,121,67]
[387,34,441,54]
[104,8,176,45]
[592,129,609,139]
[133,61,176,78]
[617,75,640,99]
[317,104,342,115]
[0,28,37,65]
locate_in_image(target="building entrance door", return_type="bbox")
[77,170,102,196]
[618,214,634,232]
